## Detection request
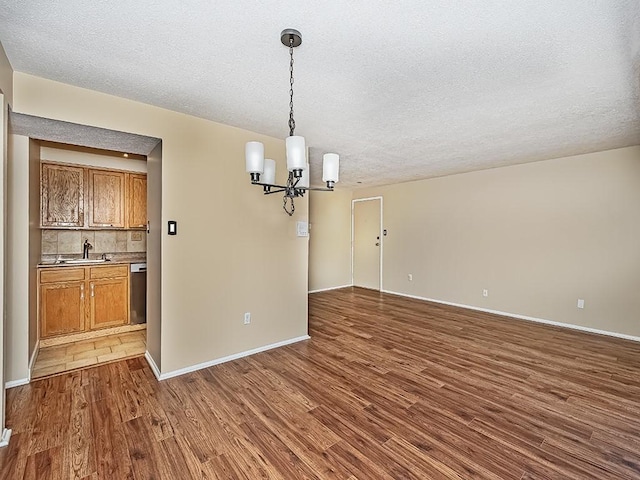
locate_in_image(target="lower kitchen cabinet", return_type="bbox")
[90,277,129,329]
[40,281,86,337]
[39,264,130,339]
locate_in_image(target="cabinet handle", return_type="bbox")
[90,283,94,297]
[80,284,84,300]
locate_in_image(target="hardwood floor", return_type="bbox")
[2,287,640,479]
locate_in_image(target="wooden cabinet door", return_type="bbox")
[40,282,86,337]
[41,163,85,227]
[127,174,147,229]
[89,277,129,329]
[88,169,125,228]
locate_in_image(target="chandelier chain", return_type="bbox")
[288,39,296,137]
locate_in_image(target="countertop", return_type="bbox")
[38,256,146,268]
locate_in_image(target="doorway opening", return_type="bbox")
[6,112,162,383]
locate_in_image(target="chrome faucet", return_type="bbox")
[83,239,92,259]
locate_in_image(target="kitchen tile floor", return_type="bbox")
[32,329,146,379]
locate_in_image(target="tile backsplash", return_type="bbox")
[42,230,147,256]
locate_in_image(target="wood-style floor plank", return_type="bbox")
[2,287,640,479]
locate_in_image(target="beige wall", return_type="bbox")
[28,139,40,364]
[0,43,12,105]
[0,41,13,437]
[0,93,7,433]
[6,134,29,381]
[146,142,162,368]
[350,146,640,337]
[11,73,309,375]
[309,190,353,292]
[5,135,40,380]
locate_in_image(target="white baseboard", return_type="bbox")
[0,429,12,448]
[382,289,640,343]
[309,284,353,294]
[4,378,29,389]
[144,351,162,380]
[148,335,311,381]
[28,340,40,381]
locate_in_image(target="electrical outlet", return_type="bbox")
[408,274,413,281]
[577,299,584,309]
[482,289,489,297]
[244,312,251,324]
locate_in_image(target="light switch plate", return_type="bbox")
[296,221,309,237]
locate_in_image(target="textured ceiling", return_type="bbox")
[1,1,639,188]
[9,112,160,155]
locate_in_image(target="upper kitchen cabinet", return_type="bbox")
[88,169,126,228]
[40,161,146,229]
[127,173,147,229]
[41,163,86,228]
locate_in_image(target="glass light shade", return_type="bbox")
[262,159,276,185]
[245,141,265,174]
[286,136,306,172]
[299,163,310,188]
[322,153,340,183]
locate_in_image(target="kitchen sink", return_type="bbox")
[61,258,108,264]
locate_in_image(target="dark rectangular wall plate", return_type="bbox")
[168,220,177,235]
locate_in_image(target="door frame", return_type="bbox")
[351,196,384,291]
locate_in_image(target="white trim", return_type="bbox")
[28,340,40,380]
[5,378,29,389]
[351,196,384,291]
[382,289,640,343]
[148,335,311,381]
[309,284,353,294]
[0,429,11,448]
[144,351,162,380]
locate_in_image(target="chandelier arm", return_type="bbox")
[262,187,288,195]
[296,186,335,192]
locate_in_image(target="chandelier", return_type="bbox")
[245,28,340,216]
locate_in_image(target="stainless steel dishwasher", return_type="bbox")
[130,262,147,324]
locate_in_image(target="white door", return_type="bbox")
[353,198,382,290]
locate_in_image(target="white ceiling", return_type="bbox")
[1,1,639,188]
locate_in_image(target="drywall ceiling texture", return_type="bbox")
[9,112,160,155]
[1,1,639,188]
